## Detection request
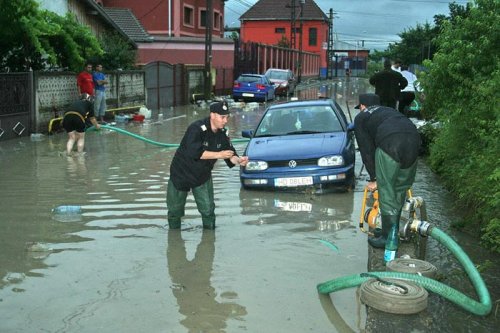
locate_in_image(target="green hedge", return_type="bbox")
[419,0,500,252]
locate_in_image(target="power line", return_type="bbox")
[138,0,166,20]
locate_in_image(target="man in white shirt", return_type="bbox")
[391,59,402,72]
[399,65,418,115]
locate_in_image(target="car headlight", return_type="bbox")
[245,160,268,171]
[318,155,344,166]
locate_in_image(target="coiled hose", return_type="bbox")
[88,124,249,147]
[317,226,492,316]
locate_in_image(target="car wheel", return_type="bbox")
[343,177,355,192]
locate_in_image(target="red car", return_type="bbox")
[264,68,297,96]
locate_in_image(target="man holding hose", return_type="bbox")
[167,101,249,230]
[62,93,100,156]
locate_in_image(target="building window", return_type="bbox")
[275,27,285,34]
[214,12,220,30]
[200,10,207,28]
[309,28,317,46]
[184,6,194,27]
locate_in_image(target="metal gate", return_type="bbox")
[0,72,33,141]
[144,61,186,113]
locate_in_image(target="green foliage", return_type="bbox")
[41,11,103,71]
[386,23,438,65]
[97,32,137,70]
[365,60,383,78]
[482,219,500,253]
[0,0,103,72]
[423,0,500,252]
[276,34,290,48]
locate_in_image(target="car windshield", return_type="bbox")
[267,71,288,80]
[238,75,261,83]
[254,106,343,137]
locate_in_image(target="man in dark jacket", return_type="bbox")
[354,93,421,248]
[167,101,249,230]
[62,93,100,155]
[369,59,408,109]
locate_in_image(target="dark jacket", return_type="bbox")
[170,117,237,191]
[354,105,421,181]
[369,69,408,107]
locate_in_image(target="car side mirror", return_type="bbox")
[347,123,355,131]
[242,130,254,138]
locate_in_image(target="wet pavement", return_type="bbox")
[0,78,499,332]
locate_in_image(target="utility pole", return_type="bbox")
[327,9,334,80]
[204,0,213,100]
[297,0,305,83]
[290,0,296,49]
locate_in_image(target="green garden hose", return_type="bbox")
[88,124,249,147]
[317,226,492,316]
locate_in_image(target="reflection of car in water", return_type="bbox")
[240,99,356,192]
[238,189,354,232]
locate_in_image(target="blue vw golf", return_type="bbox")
[240,99,356,192]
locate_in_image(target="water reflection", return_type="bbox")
[167,230,247,332]
[238,189,355,233]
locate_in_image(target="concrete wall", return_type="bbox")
[34,70,145,133]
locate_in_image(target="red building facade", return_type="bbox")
[100,0,233,74]
[239,0,330,75]
[101,0,226,38]
[240,20,329,68]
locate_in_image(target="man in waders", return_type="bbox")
[354,93,421,248]
[167,101,249,230]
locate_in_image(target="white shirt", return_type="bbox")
[391,65,401,72]
[401,70,418,92]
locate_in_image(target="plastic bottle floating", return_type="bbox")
[52,205,82,214]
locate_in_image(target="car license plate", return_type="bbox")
[274,200,312,212]
[242,93,254,97]
[275,176,313,187]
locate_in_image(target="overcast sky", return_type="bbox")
[224,0,472,50]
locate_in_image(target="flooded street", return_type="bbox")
[1,78,498,332]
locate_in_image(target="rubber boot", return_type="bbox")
[168,218,181,229]
[202,217,215,230]
[368,215,398,248]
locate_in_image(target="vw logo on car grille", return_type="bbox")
[288,160,297,168]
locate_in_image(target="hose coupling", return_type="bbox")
[410,219,432,237]
[412,196,424,208]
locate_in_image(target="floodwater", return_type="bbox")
[0,78,498,333]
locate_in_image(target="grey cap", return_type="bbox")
[355,93,380,109]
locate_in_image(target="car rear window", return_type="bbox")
[238,75,261,83]
[267,71,288,80]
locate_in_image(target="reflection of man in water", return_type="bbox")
[167,231,247,331]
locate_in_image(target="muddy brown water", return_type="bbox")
[0,79,498,332]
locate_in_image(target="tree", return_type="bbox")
[276,34,290,48]
[421,0,500,251]
[0,0,102,72]
[97,32,137,70]
[375,2,473,66]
